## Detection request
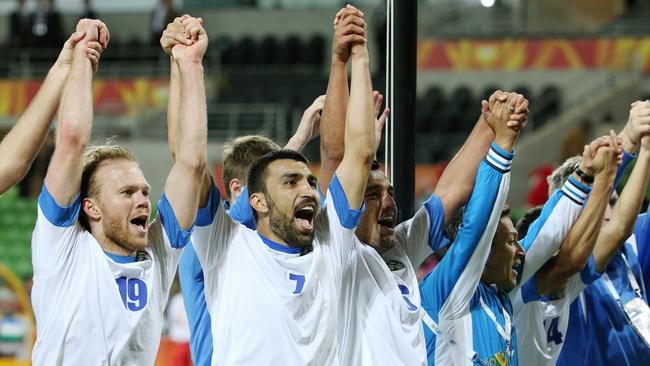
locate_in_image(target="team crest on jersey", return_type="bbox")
[487,351,508,366]
[387,259,405,271]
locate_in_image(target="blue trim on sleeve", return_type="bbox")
[38,184,81,227]
[485,142,515,173]
[196,180,221,227]
[157,193,194,249]
[328,174,365,229]
[423,194,447,252]
[580,255,601,284]
[561,176,591,206]
[613,150,636,190]
[521,274,541,303]
[227,185,255,230]
[105,252,137,264]
[258,233,302,254]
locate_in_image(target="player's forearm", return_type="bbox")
[552,173,611,279]
[167,57,181,162]
[176,62,207,171]
[320,59,349,163]
[434,116,494,225]
[594,147,650,270]
[0,63,68,193]
[619,124,638,154]
[57,46,93,152]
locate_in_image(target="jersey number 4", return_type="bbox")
[546,317,563,345]
[116,277,148,311]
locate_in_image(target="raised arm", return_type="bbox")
[535,133,619,294]
[284,95,325,152]
[420,96,518,318]
[162,16,208,230]
[434,92,528,225]
[594,105,650,271]
[334,15,374,209]
[319,5,366,193]
[2,29,103,196]
[44,20,106,205]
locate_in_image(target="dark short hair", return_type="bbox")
[446,204,512,243]
[371,160,381,171]
[515,206,543,240]
[247,149,309,208]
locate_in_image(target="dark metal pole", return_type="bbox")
[393,0,417,222]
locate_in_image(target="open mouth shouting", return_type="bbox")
[294,202,317,234]
[130,214,149,235]
[377,214,396,236]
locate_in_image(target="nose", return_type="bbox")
[515,241,525,257]
[381,193,396,211]
[136,191,150,209]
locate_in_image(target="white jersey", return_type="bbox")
[513,256,600,366]
[337,194,446,366]
[191,175,361,365]
[31,186,187,365]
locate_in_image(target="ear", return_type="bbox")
[249,192,269,216]
[229,178,242,200]
[82,197,101,222]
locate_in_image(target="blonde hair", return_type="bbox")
[547,155,582,196]
[222,135,279,199]
[79,144,138,230]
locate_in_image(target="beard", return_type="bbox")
[267,196,314,248]
[377,234,397,253]
[103,216,148,254]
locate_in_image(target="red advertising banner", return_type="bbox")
[417,38,650,73]
[0,78,168,118]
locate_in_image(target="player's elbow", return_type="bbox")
[57,125,88,151]
[321,142,345,162]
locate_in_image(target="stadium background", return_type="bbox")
[0,0,649,364]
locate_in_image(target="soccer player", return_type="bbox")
[319,6,528,365]
[513,131,625,365]
[161,17,330,366]
[186,13,377,364]
[558,100,650,366]
[0,26,103,195]
[30,17,207,364]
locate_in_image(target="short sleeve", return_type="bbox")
[319,174,365,269]
[395,193,446,267]
[227,185,256,230]
[32,184,84,277]
[157,193,194,249]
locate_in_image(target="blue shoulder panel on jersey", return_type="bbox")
[613,150,636,190]
[580,255,600,285]
[158,193,194,249]
[178,242,213,366]
[105,252,137,263]
[633,212,650,288]
[228,185,255,229]
[521,273,541,303]
[423,194,447,252]
[38,183,81,227]
[328,174,365,229]
[195,180,222,227]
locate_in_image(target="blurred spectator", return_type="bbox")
[150,0,179,46]
[8,0,31,47]
[167,291,191,366]
[80,0,97,20]
[525,164,554,207]
[560,119,591,162]
[30,0,64,48]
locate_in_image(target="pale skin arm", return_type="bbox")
[162,17,209,230]
[593,134,650,272]
[284,94,326,152]
[319,5,366,193]
[0,31,103,196]
[45,20,106,205]
[535,134,619,294]
[618,100,650,154]
[335,27,375,209]
[162,16,213,209]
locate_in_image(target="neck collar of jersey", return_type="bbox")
[104,251,137,263]
[258,233,302,254]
